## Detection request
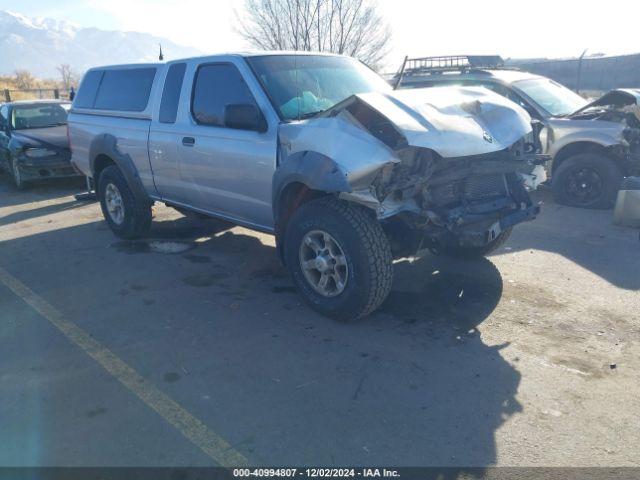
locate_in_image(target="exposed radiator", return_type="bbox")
[432,174,508,206]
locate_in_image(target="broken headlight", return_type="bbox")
[623,126,640,145]
[509,136,533,156]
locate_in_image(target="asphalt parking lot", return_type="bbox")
[1,175,639,467]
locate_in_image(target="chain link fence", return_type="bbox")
[3,88,73,102]
[508,53,640,93]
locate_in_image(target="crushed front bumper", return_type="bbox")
[425,169,541,248]
[16,154,82,181]
[455,203,540,247]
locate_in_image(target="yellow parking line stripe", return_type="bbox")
[0,265,249,467]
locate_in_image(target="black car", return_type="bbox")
[0,100,81,189]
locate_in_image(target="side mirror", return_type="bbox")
[224,104,267,132]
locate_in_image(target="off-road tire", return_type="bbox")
[439,228,513,260]
[98,165,152,239]
[11,158,27,190]
[284,197,393,321]
[552,153,623,209]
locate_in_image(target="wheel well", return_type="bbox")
[277,182,326,230]
[275,182,328,261]
[552,142,613,173]
[93,154,115,192]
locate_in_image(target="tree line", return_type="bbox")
[8,64,77,92]
[236,0,391,70]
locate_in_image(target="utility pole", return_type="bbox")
[393,56,409,90]
[576,49,587,94]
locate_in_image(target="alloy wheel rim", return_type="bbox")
[565,167,604,205]
[299,230,348,297]
[105,183,125,225]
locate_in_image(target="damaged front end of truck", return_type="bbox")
[275,86,545,258]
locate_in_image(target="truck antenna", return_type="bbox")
[159,43,164,61]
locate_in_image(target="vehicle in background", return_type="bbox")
[68,53,543,321]
[0,100,81,189]
[394,55,640,209]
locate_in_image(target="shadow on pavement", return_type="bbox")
[491,190,640,290]
[0,199,87,227]
[0,174,86,209]
[0,214,521,469]
[382,254,504,329]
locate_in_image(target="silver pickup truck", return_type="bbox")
[68,52,542,320]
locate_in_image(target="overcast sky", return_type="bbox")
[2,0,638,71]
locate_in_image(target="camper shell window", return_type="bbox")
[75,67,157,112]
[74,70,104,109]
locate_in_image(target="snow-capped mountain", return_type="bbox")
[0,11,202,78]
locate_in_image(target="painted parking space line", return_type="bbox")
[0,265,249,467]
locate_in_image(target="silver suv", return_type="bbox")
[68,52,542,320]
[396,55,640,209]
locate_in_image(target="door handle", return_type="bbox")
[182,137,195,146]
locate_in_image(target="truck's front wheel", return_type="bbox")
[98,165,152,239]
[284,197,393,321]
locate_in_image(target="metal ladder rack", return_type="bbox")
[393,55,505,89]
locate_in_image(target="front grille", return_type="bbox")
[432,174,508,206]
[464,174,507,201]
[57,148,72,161]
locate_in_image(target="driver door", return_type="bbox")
[177,62,276,229]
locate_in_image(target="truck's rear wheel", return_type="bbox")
[552,153,623,209]
[284,197,393,321]
[98,165,152,239]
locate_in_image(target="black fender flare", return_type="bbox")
[272,150,352,262]
[272,150,352,221]
[89,134,151,203]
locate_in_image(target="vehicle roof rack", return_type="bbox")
[408,55,505,72]
[393,55,505,89]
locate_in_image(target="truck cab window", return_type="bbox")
[159,63,186,124]
[191,64,259,128]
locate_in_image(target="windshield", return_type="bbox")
[11,103,69,130]
[246,55,391,121]
[513,78,587,116]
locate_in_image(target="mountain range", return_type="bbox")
[0,10,202,78]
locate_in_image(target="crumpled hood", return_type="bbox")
[341,86,533,157]
[11,125,70,150]
[570,88,640,119]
